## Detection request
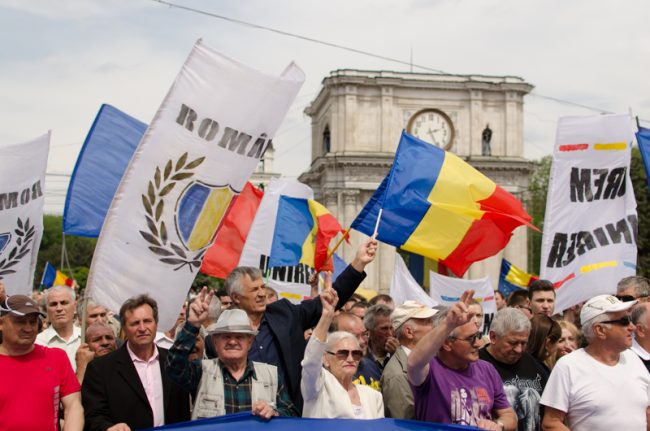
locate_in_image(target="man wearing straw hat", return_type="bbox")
[168,287,297,419]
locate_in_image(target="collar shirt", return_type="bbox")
[35,325,82,371]
[155,331,175,350]
[127,343,165,427]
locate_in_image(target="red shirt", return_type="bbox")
[0,344,80,431]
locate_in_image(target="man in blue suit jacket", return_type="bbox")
[222,238,377,411]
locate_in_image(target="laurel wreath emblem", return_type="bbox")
[0,217,35,279]
[139,152,206,272]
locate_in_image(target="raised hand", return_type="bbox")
[320,272,338,316]
[351,237,378,272]
[446,290,476,329]
[187,286,215,328]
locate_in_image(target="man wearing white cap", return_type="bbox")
[541,294,650,431]
[381,301,435,419]
[166,287,297,419]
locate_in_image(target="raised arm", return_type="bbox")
[407,290,476,386]
[301,273,338,402]
[166,287,214,394]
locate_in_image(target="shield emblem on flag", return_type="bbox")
[0,232,10,255]
[175,181,237,251]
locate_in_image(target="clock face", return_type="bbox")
[407,109,455,150]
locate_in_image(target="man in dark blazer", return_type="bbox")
[221,238,377,411]
[82,295,189,431]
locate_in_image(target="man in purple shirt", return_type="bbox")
[408,290,517,431]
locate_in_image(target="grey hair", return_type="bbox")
[363,304,392,330]
[582,313,611,342]
[395,319,415,340]
[631,305,648,328]
[617,276,650,297]
[45,285,76,303]
[325,330,360,352]
[78,299,106,319]
[225,267,263,296]
[490,308,531,336]
[207,295,222,322]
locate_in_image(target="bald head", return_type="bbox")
[332,312,368,355]
[85,322,117,357]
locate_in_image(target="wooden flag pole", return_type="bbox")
[326,227,351,260]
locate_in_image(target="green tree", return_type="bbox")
[527,155,552,274]
[630,147,650,277]
[35,215,96,290]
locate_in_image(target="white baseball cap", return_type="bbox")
[580,294,636,324]
[391,301,437,331]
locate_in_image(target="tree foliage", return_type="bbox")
[527,155,552,274]
[35,215,223,292]
[630,147,650,277]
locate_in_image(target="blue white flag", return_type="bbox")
[63,104,146,237]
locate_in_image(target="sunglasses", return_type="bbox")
[616,295,648,303]
[600,316,633,326]
[326,349,363,361]
[450,332,483,345]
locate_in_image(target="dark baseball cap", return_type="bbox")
[1,294,44,317]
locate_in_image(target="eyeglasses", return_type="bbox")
[326,349,363,361]
[600,316,633,326]
[449,332,483,345]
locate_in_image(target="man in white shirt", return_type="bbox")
[36,285,81,370]
[541,294,650,431]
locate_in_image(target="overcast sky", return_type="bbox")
[1,0,648,213]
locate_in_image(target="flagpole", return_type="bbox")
[326,227,351,261]
[372,208,383,239]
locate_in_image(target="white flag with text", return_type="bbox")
[540,114,636,313]
[87,41,304,329]
[0,133,49,295]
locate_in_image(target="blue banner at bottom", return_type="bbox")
[146,412,477,431]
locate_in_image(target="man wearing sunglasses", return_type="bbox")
[616,275,650,304]
[408,290,517,431]
[541,294,650,431]
[0,294,83,430]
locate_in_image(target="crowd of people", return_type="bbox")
[1,238,649,431]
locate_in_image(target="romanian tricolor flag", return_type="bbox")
[41,262,74,289]
[499,258,538,297]
[352,131,535,277]
[269,196,345,272]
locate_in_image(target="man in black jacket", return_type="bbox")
[224,238,376,410]
[82,295,190,431]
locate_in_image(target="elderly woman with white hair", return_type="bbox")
[301,273,384,419]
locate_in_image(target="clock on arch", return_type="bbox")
[406,108,455,151]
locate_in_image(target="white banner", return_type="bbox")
[0,133,49,296]
[267,279,312,303]
[87,41,304,329]
[390,253,437,307]
[429,271,496,333]
[540,114,637,313]
[239,178,313,303]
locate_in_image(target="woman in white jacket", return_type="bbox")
[301,273,384,419]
